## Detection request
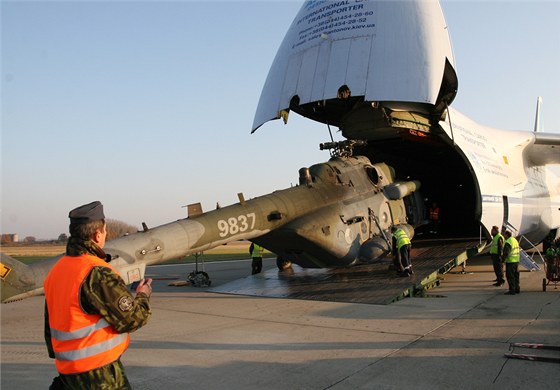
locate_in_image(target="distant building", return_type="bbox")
[1,234,19,244]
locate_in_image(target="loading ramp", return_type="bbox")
[211,239,486,305]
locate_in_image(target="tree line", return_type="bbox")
[1,219,139,245]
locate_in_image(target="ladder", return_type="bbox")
[503,222,543,271]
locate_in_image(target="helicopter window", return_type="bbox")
[366,167,379,185]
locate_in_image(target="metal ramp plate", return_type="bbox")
[211,239,485,305]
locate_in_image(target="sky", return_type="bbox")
[1,0,559,240]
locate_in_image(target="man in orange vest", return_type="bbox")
[428,202,440,234]
[44,201,152,389]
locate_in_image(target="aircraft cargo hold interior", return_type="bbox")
[288,90,483,240]
[357,132,482,239]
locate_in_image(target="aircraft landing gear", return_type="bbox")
[187,270,211,287]
[276,256,292,271]
[187,252,211,287]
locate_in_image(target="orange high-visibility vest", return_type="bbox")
[44,254,130,374]
[429,207,440,221]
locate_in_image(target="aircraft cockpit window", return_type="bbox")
[366,167,379,185]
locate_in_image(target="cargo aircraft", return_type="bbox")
[252,0,560,246]
[1,0,559,303]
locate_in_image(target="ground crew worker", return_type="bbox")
[502,230,520,295]
[556,243,560,275]
[249,242,264,275]
[44,201,152,389]
[428,202,440,234]
[545,243,558,279]
[489,225,505,286]
[392,226,412,276]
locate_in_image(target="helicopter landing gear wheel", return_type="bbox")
[276,256,292,271]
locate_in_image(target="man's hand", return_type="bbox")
[135,278,153,298]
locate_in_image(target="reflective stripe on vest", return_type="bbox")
[54,333,129,361]
[489,234,503,255]
[393,229,411,250]
[50,317,111,341]
[505,237,520,263]
[44,254,130,374]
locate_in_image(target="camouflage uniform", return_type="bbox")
[45,238,151,389]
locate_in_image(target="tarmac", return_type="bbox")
[1,255,559,389]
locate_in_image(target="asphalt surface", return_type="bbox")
[2,256,559,389]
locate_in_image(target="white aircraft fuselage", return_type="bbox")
[252,0,560,246]
[440,108,560,244]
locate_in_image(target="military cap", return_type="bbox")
[69,201,105,224]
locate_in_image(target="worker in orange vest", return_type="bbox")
[428,202,440,234]
[44,201,152,389]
